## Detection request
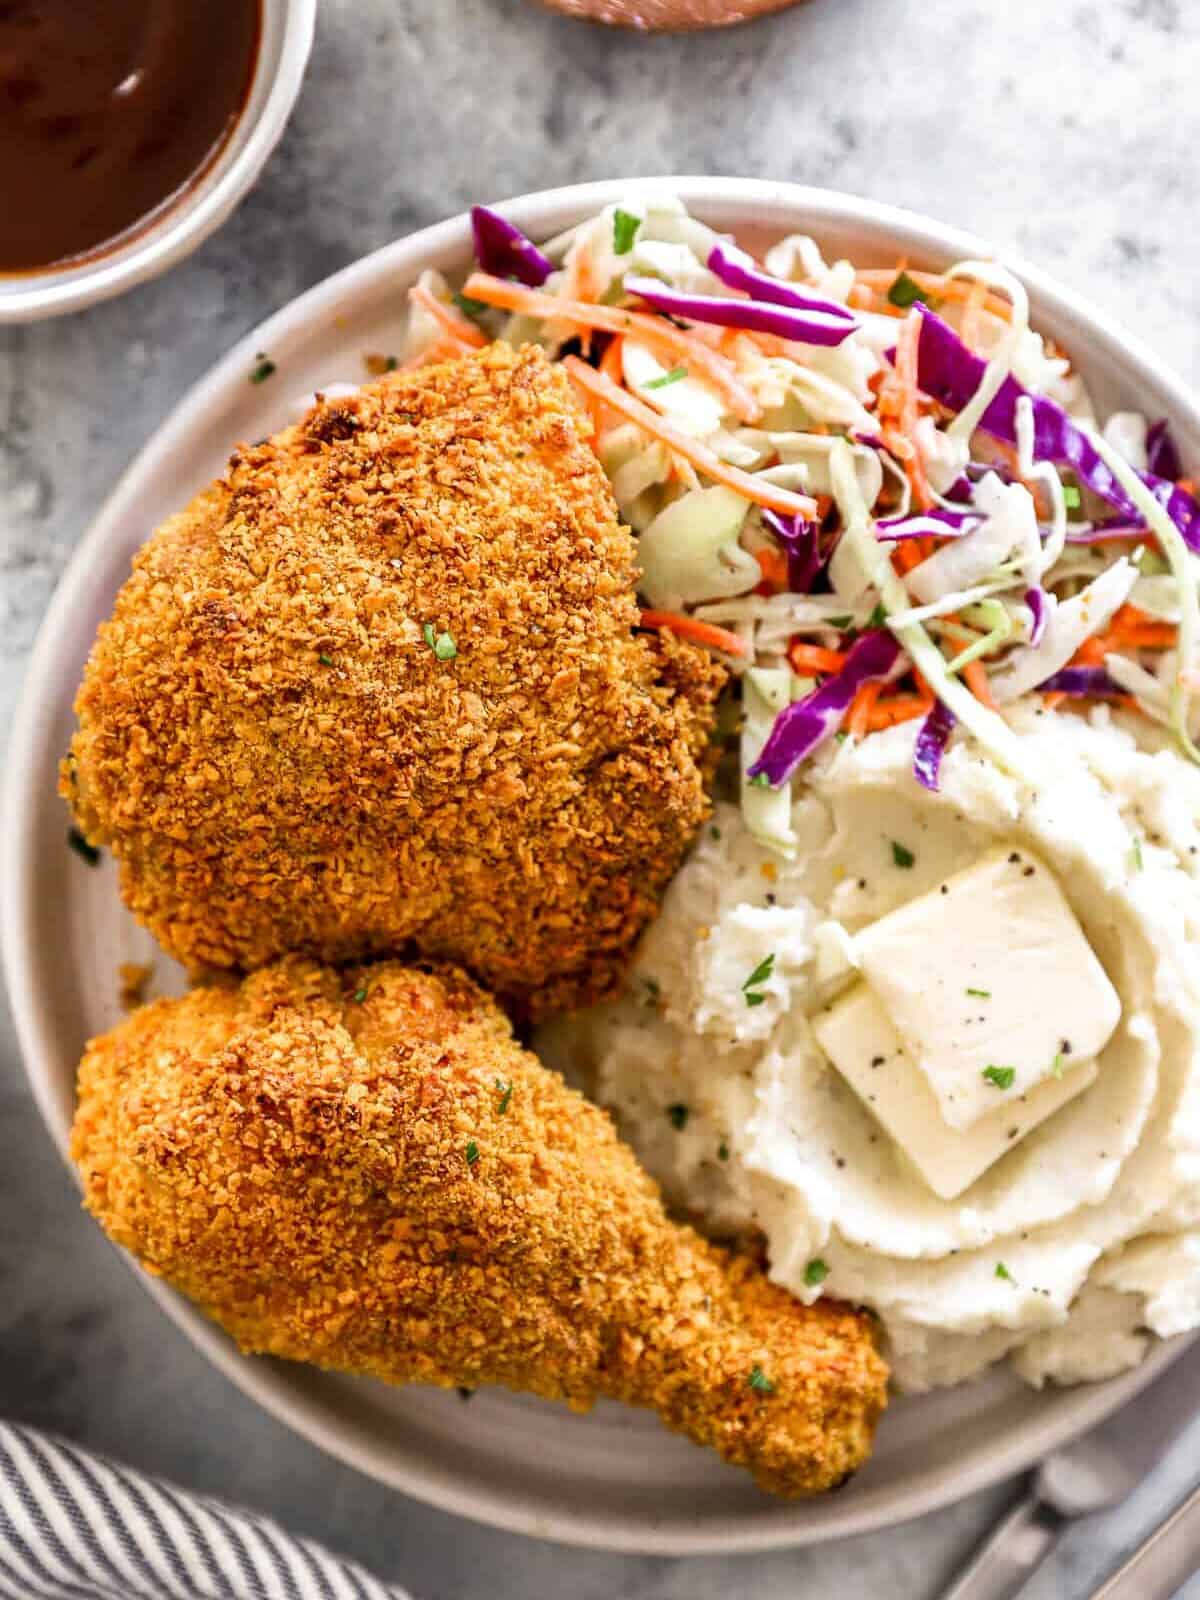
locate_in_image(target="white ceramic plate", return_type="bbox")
[4,179,1196,1553]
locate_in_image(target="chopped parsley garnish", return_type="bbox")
[644,364,688,390]
[423,623,457,660]
[67,827,100,866]
[667,1103,689,1131]
[982,1064,1016,1090]
[318,652,335,666]
[867,601,889,628]
[1130,837,1144,872]
[452,292,488,319]
[743,954,776,988]
[891,841,916,869]
[465,1140,480,1167]
[710,826,721,840]
[747,1365,776,1396]
[804,1258,830,1287]
[742,953,775,1007]
[887,271,930,309]
[965,986,991,999]
[1062,484,1082,511]
[1051,1051,1066,1080]
[351,987,368,1003]
[828,615,853,630]
[457,1386,475,1400]
[642,975,661,1005]
[747,771,772,788]
[995,1261,1015,1282]
[385,355,399,371]
[496,1079,513,1115]
[249,353,276,384]
[717,1140,730,1162]
[612,208,640,255]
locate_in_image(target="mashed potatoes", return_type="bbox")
[543,705,1200,1391]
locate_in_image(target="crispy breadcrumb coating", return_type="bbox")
[72,958,887,1496]
[63,345,724,1018]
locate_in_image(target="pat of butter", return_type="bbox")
[855,847,1121,1131]
[813,984,1099,1200]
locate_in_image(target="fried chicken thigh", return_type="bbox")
[64,345,723,1017]
[72,958,887,1496]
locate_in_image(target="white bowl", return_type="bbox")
[0,0,315,324]
[3,178,1196,1551]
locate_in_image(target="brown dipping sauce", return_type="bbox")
[0,0,261,274]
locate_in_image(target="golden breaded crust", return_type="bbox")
[64,345,724,1017]
[72,958,887,1497]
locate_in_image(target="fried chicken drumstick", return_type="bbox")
[63,344,723,1018]
[72,958,887,1495]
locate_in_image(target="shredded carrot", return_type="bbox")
[848,282,887,312]
[854,268,1015,323]
[756,547,789,591]
[639,609,748,658]
[1072,636,1107,667]
[1042,690,1067,710]
[586,335,627,440]
[407,283,487,349]
[890,534,926,576]
[1111,604,1176,636]
[1178,478,1196,496]
[399,335,471,370]
[895,310,933,509]
[563,245,597,354]
[562,358,817,518]
[463,272,762,423]
[847,681,881,741]
[599,336,625,386]
[1074,606,1180,667]
[866,695,932,732]
[788,642,848,676]
[1118,623,1180,649]
[572,245,599,305]
[964,659,997,708]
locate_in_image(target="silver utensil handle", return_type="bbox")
[1090,1480,1200,1600]
[940,1490,1065,1600]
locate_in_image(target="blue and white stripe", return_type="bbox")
[0,1424,411,1600]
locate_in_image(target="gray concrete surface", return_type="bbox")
[2,0,1200,1594]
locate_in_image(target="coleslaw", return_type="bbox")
[402,194,1200,857]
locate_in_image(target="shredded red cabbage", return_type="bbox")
[707,242,858,323]
[1024,586,1049,646]
[1147,418,1183,482]
[876,509,983,542]
[761,508,826,592]
[470,206,553,288]
[624,275,859,350]
[747,630,903,785]
[913,699,956,792]
[912,307,1200,550]
[944,473,975,503]
[1039,666,1123,697]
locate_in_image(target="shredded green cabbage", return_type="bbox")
[828,440,1034,779]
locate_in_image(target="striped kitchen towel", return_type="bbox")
[0,1422,411,1600]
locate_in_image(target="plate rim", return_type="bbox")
[4,175,1197,1553]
